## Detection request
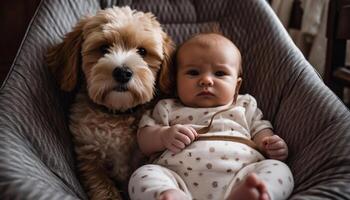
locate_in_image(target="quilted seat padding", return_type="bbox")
[1,0,350,199]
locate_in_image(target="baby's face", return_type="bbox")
[176,36,242,108]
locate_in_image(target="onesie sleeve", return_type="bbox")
[138,99,171,128]
[243,95,273,137]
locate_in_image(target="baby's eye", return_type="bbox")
[187,69,199,76]
[215,71,227,77]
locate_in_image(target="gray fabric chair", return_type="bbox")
[1,0,350,199]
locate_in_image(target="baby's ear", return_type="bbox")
[234,77,242,103]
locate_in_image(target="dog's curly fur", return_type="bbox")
[47,6,174,199]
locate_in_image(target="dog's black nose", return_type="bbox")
[113,67,133,83]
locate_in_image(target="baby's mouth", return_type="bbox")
[197,91,214,96]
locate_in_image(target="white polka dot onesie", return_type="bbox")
[129,94,294,200]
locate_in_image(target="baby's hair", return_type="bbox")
[163,32,243,95]
[182,33,242,75]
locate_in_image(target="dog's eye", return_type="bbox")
[137,47,147,57]
[100,45,110,55]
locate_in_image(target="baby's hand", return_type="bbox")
[261,135,288,161]
[161,124,198,153]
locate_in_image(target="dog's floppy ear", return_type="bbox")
[158,32,175,94]
[46,17,89,92]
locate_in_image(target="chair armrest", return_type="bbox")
[0,0,101,199]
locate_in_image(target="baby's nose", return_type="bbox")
[199,76,214,86]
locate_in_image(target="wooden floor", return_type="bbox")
[0,0,41,85]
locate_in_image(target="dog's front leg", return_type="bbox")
[76,148,122,200]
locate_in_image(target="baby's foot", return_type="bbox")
[226,173,270,200]
[158,189,189,200]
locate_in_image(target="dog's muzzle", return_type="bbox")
[113,66,133,92]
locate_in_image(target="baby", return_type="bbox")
[128,33,294,200]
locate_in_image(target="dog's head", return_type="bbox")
[47,6,174,111]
